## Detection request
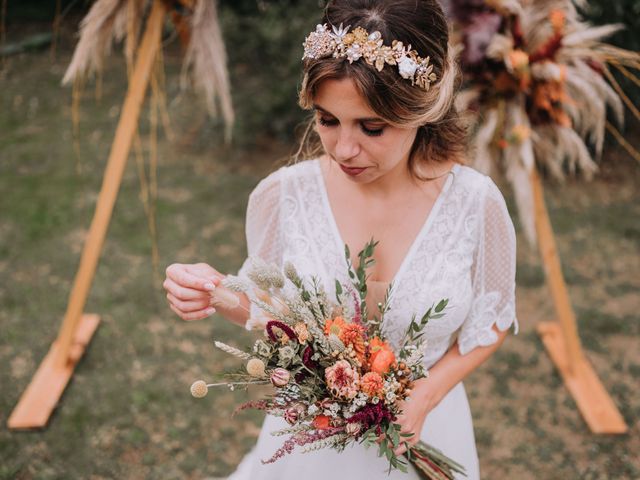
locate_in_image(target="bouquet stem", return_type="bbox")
[408,441,467,479]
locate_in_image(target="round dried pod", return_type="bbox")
[270,368,291,387]
[346,422,362,436]
[190,380,208,398]
[246,358,266,377]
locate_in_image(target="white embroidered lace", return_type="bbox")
[238,158,518,368]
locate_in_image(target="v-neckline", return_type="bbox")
[313,158,458,289]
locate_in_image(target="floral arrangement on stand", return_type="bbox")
[447,0,640,243]
[190,240,465,479]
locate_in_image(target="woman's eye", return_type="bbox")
[361,124,384,137]
[318,117,338,127]
[317,116,384,137]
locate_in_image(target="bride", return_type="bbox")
[163,1,518,478]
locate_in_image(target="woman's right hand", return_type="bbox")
[163,262,224,321]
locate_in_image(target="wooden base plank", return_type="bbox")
[537,321,628,434]
[7,314,100,430]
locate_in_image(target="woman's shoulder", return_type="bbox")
[249,158,320,201]
[454,163,508,204]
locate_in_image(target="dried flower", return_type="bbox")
[277,345,296,367]
[253,339,273,358]
[312,414,332,430]
[271,368,291,387]
[190,380,208,398]
[325,360,359,400]
[324,316,347,337]
[360,371,385,397]
[293,322,310,343]
[345,422,361,436]
[246,358,266,377]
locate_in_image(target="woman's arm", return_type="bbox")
[391,324,510,455]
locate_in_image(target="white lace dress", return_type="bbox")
[228,159,518,479]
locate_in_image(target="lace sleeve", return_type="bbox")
[457,176,518,355]
[237,168,284,330]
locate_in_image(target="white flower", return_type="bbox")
[398,56,418,79]
[308,405,319,415]
[331,22,350,39]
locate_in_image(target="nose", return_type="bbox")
[334,127,360,162]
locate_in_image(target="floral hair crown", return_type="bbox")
[302,23,438,91]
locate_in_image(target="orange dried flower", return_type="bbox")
[312,414,331,430]
[360,372,385,397]
[324,316,347,337]
[339,323,366,361]
[550,9,565,33]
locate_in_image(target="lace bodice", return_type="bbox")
[238,159,518,368]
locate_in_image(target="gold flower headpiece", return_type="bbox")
[302,23,438,90]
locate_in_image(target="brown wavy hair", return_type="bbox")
[294,0,467,178]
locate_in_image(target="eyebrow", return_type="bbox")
[312,103,385,122]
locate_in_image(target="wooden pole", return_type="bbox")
[532,170,628,434]
[8,0,167,430]
[54,0,166,368]
[530,169,583,371]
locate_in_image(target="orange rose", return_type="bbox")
[312,414,331,430]
[370,349,396,375]
[368,337,396,375]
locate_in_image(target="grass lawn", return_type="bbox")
[1,36,639,479]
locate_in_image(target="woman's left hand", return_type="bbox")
[388,379,439,456]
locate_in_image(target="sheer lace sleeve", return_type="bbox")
[457,176,518,355]
[237,168,284,330]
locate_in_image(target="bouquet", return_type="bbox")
[191,240,466,479]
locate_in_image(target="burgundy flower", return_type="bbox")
[346,403,397,437]
[266,320,297,343]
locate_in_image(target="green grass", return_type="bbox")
[1,43,639,480]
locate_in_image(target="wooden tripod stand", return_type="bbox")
[8,0,168,430]
[531,170,628,434]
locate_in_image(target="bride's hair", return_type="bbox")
[294,0,467,177]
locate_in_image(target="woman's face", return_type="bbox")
[313,77,418,185]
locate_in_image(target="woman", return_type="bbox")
[163,1,518,478]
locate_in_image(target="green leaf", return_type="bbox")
[435,298,448,313]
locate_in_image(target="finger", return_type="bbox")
[393,438,416,456]
[169,302,215,321]
[163,278,210,301]
[394,444,407,456]
[188,264,224,284]
[166,265,217,291]
[167,292,210,313]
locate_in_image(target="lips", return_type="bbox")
[339,164,367,177]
